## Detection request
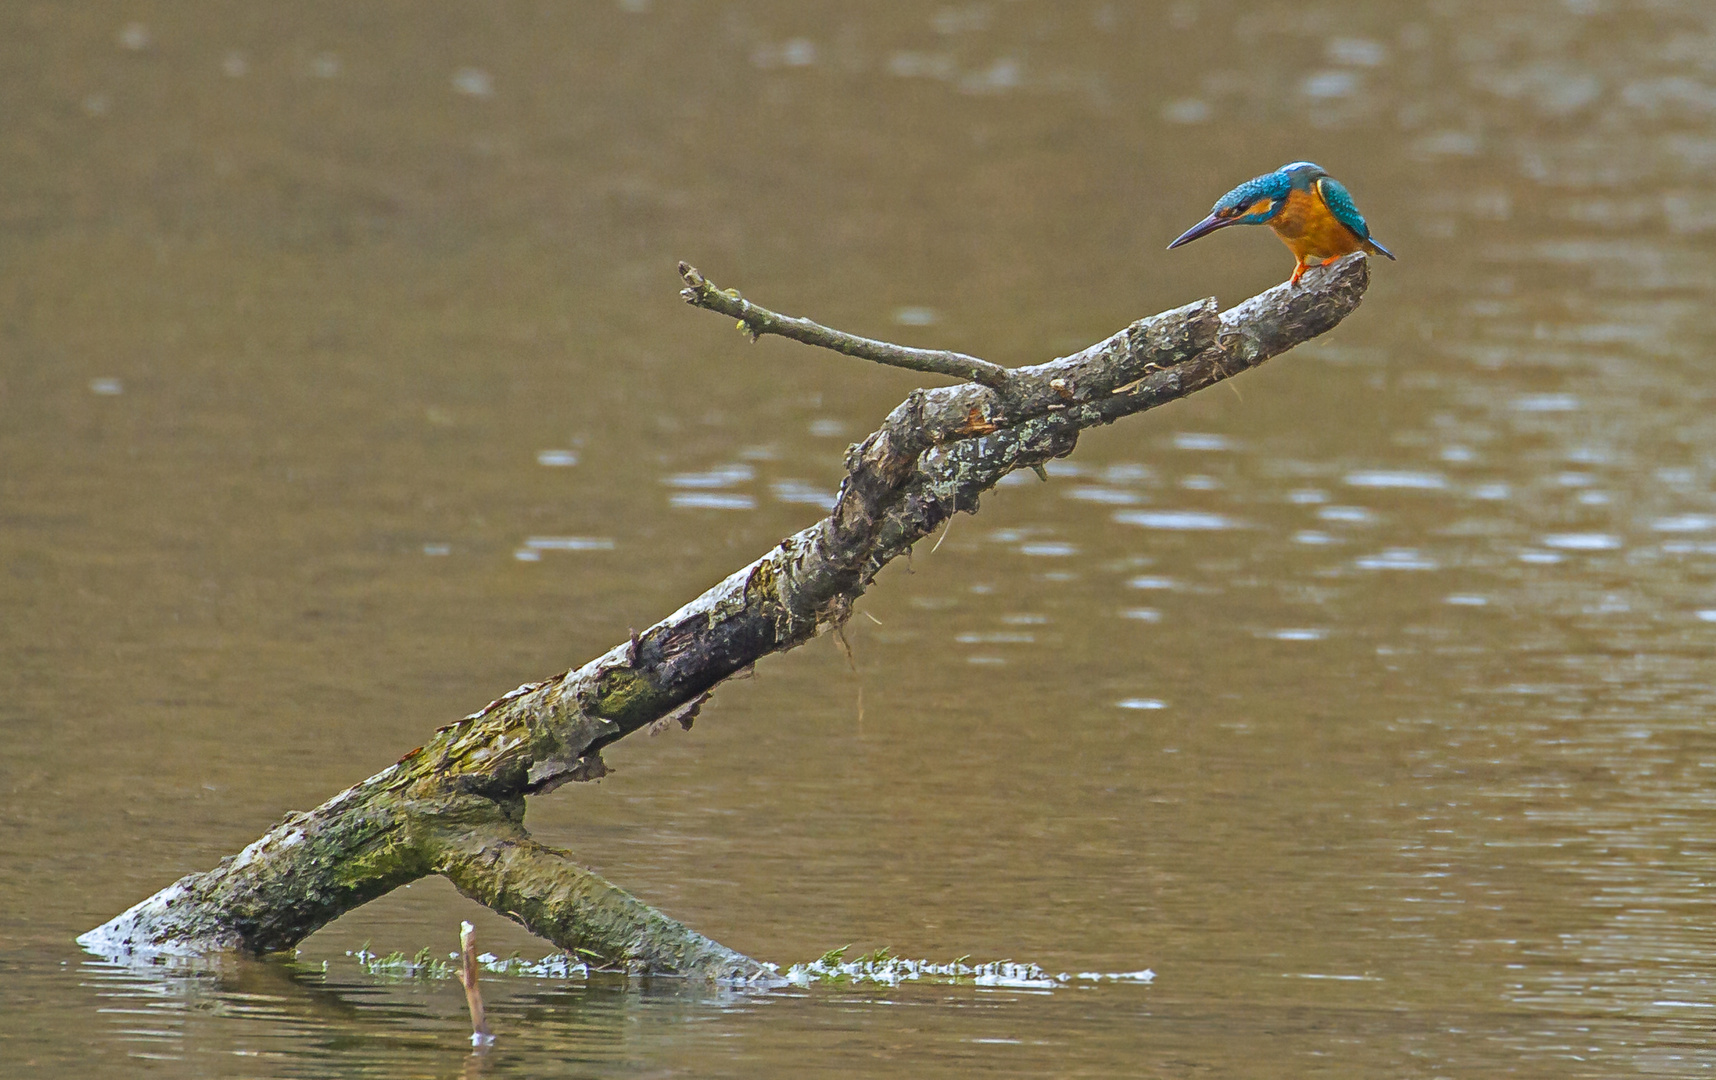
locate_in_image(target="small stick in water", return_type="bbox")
[459,920,495,1047]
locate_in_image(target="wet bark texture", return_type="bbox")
[81,254,1371,980]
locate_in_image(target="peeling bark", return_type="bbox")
[81,254,1371,980]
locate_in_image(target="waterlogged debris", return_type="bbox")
[537,449,579,467]
[1127,575,1174,589]
[1446,594,1489,606]
[348,944,587,981]
[1268,628,1327,641]
[781,949,1150,991]
[1116,698,1167,710]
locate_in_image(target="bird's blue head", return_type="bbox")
[1168,162,1328,248]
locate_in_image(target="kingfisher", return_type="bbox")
[1168,161,1395,285]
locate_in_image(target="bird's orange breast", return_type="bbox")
[1267,188,1366,262]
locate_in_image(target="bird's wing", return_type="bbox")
[1315,177,1371,241]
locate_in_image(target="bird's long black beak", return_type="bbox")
[1167,212,1238,250]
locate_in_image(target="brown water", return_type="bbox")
[6,1,1716,1075]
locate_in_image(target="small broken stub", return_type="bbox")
[954,406,999,437]
[649,692,711,736]
[527,750,611,794]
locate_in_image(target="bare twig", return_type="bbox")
[459,921,494,1048]
[679,262,1013,389]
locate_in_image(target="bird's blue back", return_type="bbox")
[1314,177,1372,242]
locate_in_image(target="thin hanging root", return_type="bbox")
[1210,347,1244,401]
[833,622,864,727]
[833,623,858,674]
[932,511,956,554]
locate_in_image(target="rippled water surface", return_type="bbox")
[7,2,1716,1076]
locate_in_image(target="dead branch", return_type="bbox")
[80,254,1371,981]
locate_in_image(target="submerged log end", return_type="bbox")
[78,874,249,960]
[440,824,778,984]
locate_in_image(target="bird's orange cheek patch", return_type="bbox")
[1245,198,1274,217]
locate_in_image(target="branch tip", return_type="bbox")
[676,262,1012,388]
